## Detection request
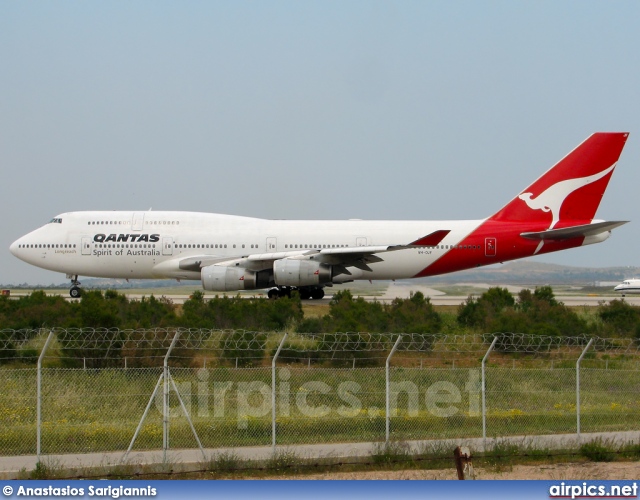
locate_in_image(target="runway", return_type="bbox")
[8,284,640,306]
[121,291,640,307]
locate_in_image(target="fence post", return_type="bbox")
[163,330,181,463]
[122,372,164,463]
[482,336,498,450]
[386,335,403,444]
[576,338,594,438]
[272,333,288,453]
[37,330,55,461]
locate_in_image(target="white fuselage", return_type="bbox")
[614,279,640,295]
[9,211,485,282]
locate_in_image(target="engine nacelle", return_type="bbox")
[201,265,271,291]
[273,259,332,287]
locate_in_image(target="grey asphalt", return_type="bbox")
[8,287,640,306]
[88,293,640,306]
[1,430,638,479]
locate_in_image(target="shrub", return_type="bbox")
[580,439,615,462]
[220,330,266,367]
[79,291,122,328]
[181,294,302,330]
[269,339,321,364]
[306,290,442,335]
[598,299,640,337]
[457,287,514,329]
[387,291,442,334]
[463,286,591,339]
[0,332,17,364]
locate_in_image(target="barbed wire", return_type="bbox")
[1,329,640,359]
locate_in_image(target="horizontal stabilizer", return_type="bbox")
[520,221,628,241]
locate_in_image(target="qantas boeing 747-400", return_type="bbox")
[10,133,630,299]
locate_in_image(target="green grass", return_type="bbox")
[1,365,639,456]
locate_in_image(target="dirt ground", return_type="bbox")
[251,462,639,480]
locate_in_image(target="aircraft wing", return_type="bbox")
[520,221,628,241]
[176,230,450,273]
[174,250,313,272]
[305,230,451,272]
[313,229,452,256]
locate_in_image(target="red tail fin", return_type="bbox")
[490,133,629,229]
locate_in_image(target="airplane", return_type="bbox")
[10,132,630,300]
[614,279,640,296]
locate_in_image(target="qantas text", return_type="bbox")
[93,234,160,243]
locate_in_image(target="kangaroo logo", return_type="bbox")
[518,163,616,230]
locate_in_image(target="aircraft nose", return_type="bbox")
[9,235,30,260]
[9,238,20,257]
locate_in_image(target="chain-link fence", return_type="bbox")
[1,329,639,460]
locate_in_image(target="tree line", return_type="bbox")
[1,286,639,337]
[1,286,639,367]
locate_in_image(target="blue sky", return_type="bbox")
[2,1,639,285]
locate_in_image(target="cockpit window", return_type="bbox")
[48,218,63,224]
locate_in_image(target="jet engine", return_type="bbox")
[273,259,333,287]
[201,265,271,291]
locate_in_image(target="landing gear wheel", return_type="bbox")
[269,286,322,299]
[68,275,82,298]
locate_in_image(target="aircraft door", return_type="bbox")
[81,237,92,256]
[163,237,174,256]
[266,237,277,252]
[356,237,367,247]
[132,212,145,231]
[485,237,497,257]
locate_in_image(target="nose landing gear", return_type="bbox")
[68,275,82,298]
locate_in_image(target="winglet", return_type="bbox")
[409,230,451,246]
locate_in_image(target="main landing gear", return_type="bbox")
[68,275,82,298]
[267,286,325,300]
